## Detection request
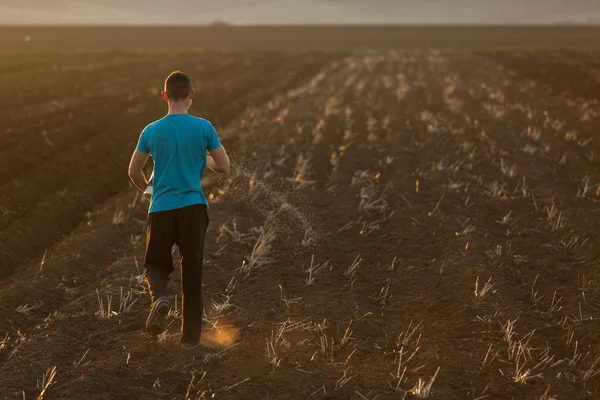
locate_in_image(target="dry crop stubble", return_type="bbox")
[2,49,600,399]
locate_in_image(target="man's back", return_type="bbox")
[137,114,221,213]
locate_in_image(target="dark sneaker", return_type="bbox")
[180,336,200,348]
[146,296,170,336]
[181,337,224,351]
[181,341,199,349]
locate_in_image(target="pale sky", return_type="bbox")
[0,0,599,25]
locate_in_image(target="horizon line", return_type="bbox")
[2,23,600,28]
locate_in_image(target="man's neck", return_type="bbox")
[167,103,189,115]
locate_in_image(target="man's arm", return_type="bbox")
[208,146,230,173]
[206,155,218,171]
[128,149,150,192]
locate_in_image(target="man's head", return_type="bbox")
[162,71,194,105]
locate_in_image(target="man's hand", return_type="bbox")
[128,149,150,193]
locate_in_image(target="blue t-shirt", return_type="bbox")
[136,114,221,213]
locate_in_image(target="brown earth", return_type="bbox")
[2,26,600,52]
[1,49,600,400]
[0,51,341,277]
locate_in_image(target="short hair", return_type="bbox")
[164,71,193,102]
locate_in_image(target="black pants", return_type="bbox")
[143,204,209,344]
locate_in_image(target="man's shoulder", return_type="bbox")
[187,115,214,127]
[143,115,214,135]
[143,116,169,132]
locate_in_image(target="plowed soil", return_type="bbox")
[2,49,600,400]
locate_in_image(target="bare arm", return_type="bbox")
[128,149,150,192]
[206,155,218,171]
[208,146,230,173]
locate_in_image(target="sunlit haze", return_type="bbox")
[1,0,599,25]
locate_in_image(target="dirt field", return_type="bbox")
[2,44,600,399]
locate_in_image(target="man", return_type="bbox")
[128,71,230,347]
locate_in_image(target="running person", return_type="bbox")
[128,71,230,347]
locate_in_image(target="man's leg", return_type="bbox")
[175,205,208,346]
[143,210,176,335]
